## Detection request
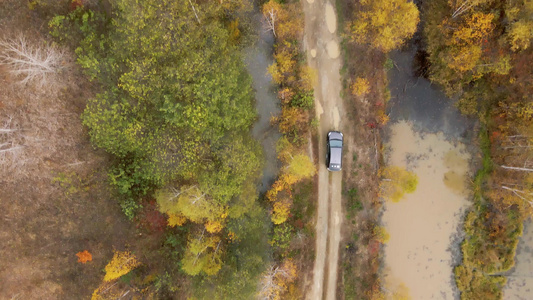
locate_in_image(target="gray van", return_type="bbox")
[326,131,343,171]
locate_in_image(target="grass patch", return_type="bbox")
[345,187,363,219]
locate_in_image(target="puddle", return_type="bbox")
[382,121,471,299]
[503,220,533,299]
[326,40,339,58]
[325,2,336,34]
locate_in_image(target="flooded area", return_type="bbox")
[503,220,533,299]
[382,45,474,299]
[382,121,471,299]
[388,48,474,140]
[383,41,533,299]
[244,7,281,192]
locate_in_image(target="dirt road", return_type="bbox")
[303,1,345,299]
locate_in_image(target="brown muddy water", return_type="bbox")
[381,41,476,299]
[382,121,471,299]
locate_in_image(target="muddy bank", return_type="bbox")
[244,6,281,192]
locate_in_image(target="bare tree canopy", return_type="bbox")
[0,35,64,87]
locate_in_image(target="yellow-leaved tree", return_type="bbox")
[155,185,226,225]
[103,250,140,282]
[287,153,316,180]
[181,233,223,276]
[349,0,419,52]
[380,166,418,202]
[505,0,533,51]
[351,77,370,96]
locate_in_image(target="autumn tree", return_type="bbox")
[272,196,292,225]
[91,281,124,300]
[181,231,223,276]
[155,185,225,224]
[351,77,370,96]
[167,213,187,227]
[268,46,298,85]
[272,107,309,135]
[505,0,533,51]
[76,250,92,263]
[439,12,495,72]
[349,0,420,52]
[286,154,316,180]
[380,166,418,202]
[262,0,302,41]
[373,226,390,243]
[258,259,297,300]
[448,0,492,19]
[391,283,411,300]
[103,250,140,282]
[262,0,283,38]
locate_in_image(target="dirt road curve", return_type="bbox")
[303,1,344,299]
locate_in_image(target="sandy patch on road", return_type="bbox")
[315,98,323,118]
[332,106,340,129]
[382,121,471,299]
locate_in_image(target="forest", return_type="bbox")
[0,0,531,299]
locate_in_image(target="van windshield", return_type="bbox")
[330,140,343,148]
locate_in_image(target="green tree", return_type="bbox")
[350,0,420,52]
[78,0,257,193]
[198,134,263,206]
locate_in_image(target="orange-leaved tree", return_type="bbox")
[76,250,92,264]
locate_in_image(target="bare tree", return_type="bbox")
[449,0,487,19]
[258,265,289,300]
[0,115,26,173]
[0,35,64,87]
[257,261,296,300]
[263,8,278,37]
